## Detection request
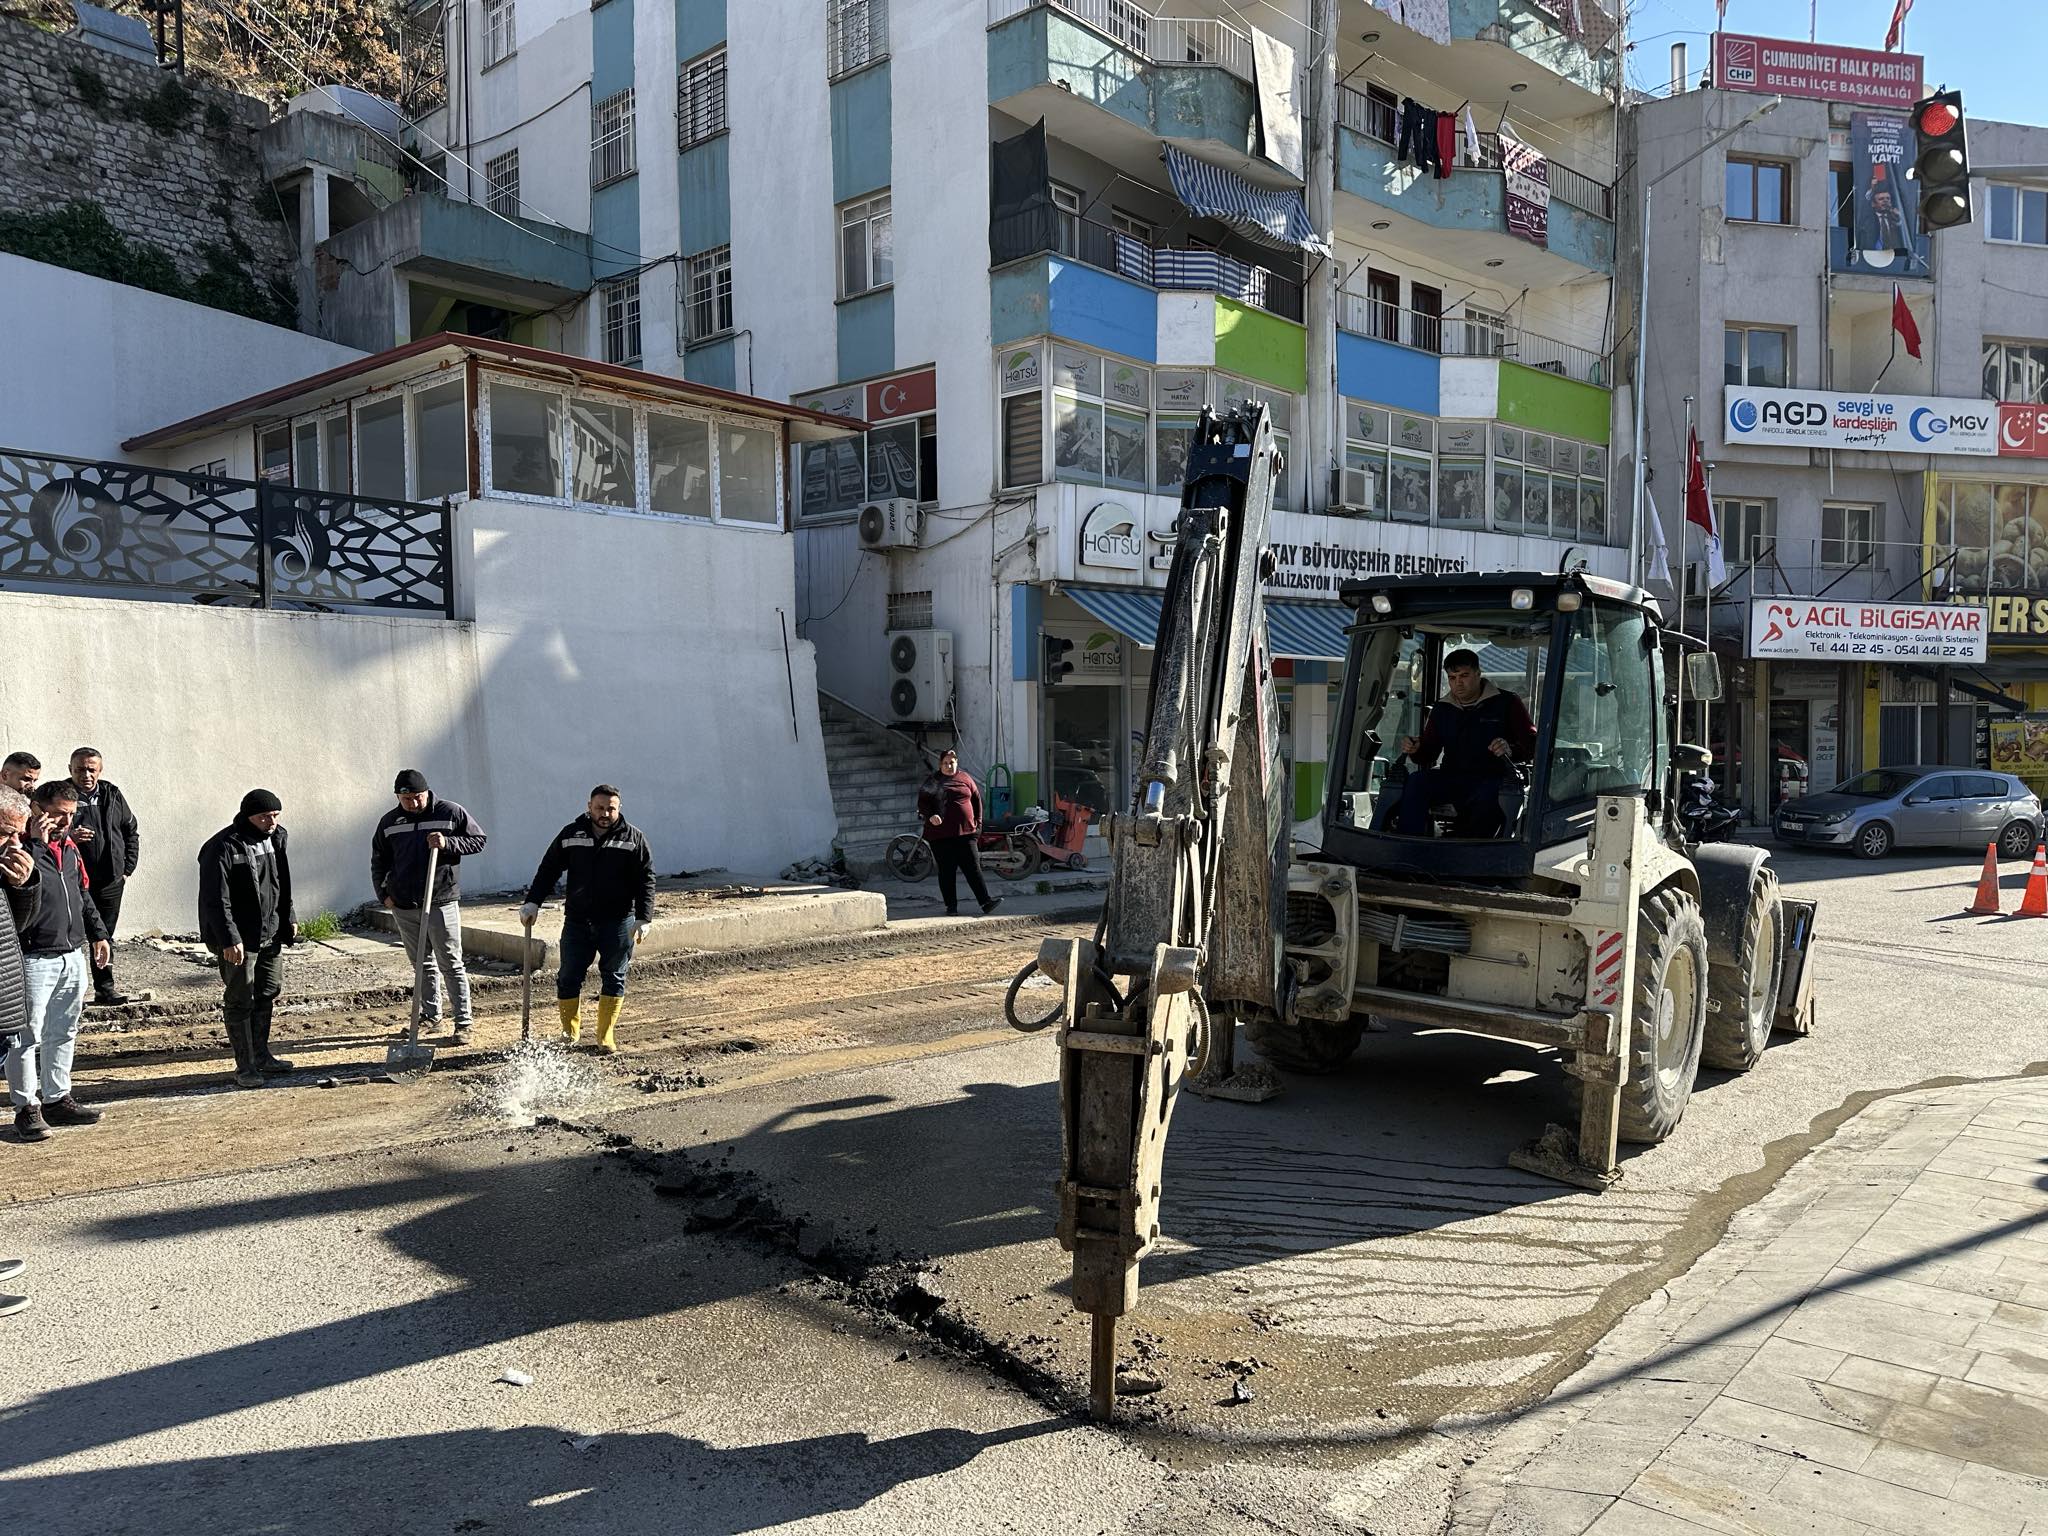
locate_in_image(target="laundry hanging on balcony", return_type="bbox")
[1249,28,1302,180]
[1162,145,1330,257]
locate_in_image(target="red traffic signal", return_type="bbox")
[1910,89,1972,233]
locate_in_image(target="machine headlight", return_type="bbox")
[1510,587,1535,610]
[1370,593,1393,614]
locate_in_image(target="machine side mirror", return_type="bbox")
[1673,743,1713,775]
[1685,652,1724,702]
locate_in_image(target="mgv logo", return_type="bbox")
[1909,408,1991,442]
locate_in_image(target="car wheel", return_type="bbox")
[1997,819,2037,861]
[1853,821,1892,860]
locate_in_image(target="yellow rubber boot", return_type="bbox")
[594,995,622,1055]
[557,997,581,1044]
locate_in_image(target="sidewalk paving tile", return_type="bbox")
[1946,1462,2048,1523]
[1768,1462,2026,1536]
[1856,1440,1965,1497]
[1881,1377,2048,1479]
[1814,1271,2002,1323]
[1691,1395,1882,1472]
[1516,1421,1685,1497]
[1583,1499,1729,1536]
[1988,1300,2048,1336]
[1960,1344,2048,1400]
[1623,1428,1861,1536]
[1487,1485,1614,1536]
[1720,1363,1895,1437]
[1822,1355,1942,1407]
[1776,1307,1979,1378]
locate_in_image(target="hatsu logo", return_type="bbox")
[1079,501,1144,571]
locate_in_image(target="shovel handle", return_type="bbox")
[519,913,535,1043]
[408,844,441,1048]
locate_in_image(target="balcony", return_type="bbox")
[1448,0,1618,105]
[1828,225,1935,283]
[1335,102,1614,284]
[994,205,1304,323]
[987,0,1289,184]
[1338,296,1608,385]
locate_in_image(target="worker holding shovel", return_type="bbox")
[519,784,655,1055]
[371,770,487,1045]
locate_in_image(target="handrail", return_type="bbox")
[994,205,1304,323]
[1337,294,1608,387]
[988,0,1255,85]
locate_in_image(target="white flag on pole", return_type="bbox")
[1645,486,1672,585]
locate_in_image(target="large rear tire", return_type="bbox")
[1701,864,1784,1073]
[1618,887,1709,1145]
[1247,1010,1365,1074]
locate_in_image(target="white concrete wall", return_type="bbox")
[0,498,837,934]
[0,255,363,465]
[445,0,593,228]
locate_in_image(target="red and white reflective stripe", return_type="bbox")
[1592,929,1624,1008]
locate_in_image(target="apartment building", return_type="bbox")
[1625,80,2048,819]
[266,0,1623,850]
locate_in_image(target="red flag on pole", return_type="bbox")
[1685,427,1726,584]
[1891,283,1922,359]
[1885,0,1913,49]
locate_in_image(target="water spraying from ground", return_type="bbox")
[466,1039,607,1125]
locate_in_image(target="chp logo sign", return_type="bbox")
[1750,599,1986,662]
[1078,501,1144,571]
[1725,387,1997,455]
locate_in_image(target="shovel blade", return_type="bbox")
[385,1042,437,1080]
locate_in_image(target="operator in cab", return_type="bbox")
[1393,648,1538,837]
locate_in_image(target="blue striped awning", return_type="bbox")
[1163,145,1331,257]
[1064,586,1350,662]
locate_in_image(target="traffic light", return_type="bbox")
[1910,89,1972,233]
[1042,633,1075,686]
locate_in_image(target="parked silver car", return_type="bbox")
[1774,767,2044,860]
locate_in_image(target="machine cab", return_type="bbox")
[1321,572,1668,882]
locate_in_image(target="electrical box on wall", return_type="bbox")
[886,628,953,722]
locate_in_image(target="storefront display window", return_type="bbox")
[794,367,941,520]
[1933,478,2048,594]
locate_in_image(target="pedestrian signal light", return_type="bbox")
[1042,633,1076,686]
[1909,89,1972,233]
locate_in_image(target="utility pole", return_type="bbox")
[1304,0,1338,519]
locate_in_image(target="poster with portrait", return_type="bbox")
[1848,112,1927,277]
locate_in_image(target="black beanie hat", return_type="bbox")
[393,769,429,794]
[240,789,282,817]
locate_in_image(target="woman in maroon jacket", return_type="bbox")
[915,750,1002,916]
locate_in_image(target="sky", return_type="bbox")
[1625,0,2048,126]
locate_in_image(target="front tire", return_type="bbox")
[1701,865,1784,1073]
[1618,887,1709,1145]
[1997,819,2037,860]
[885,835,934,881]
[1247,1010,1365,1074]
[1853,821,1893,859]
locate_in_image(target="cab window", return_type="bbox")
[1543,602,1655,830]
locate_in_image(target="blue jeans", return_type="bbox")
[556,913,634,999]
[8,949,88,1106]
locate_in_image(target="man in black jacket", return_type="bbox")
[0,786,39,1305]
[197,790,300,1089]
[371,770,487,1045]
[65,748,143,1007]
[519,784,654,1056]
[6,782,110,1141]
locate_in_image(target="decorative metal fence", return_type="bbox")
[0,450,455,617]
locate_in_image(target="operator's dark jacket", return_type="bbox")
[197,818,296,951]
[1407,684,1537,778]
[18,836,109,956]
[70,779,139,889]
[370,796,488,909]
[2,862,40,1041]
[523,815,656,924]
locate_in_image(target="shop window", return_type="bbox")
[1725,324,1792,388]
[570,397,637,508]
[1002,393,1042,490]
[1821,503,1877,567]
[487,382,564,499]
[354,396,406,501]
[1726,156,1791,224]
[648,411,713,518]
[411,380,468,502]
[718,420,781,524]
[1716,497,1776,568]
[1935,479,2048,594]
[591,90,636,187]
[839,191,893,298]
[1983,338,2048,405]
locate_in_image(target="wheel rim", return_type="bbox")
[1655,944,1700,1094]
[2001,824,2031,858]
[1860,825,1886,856]
[1747,903,1778,1024]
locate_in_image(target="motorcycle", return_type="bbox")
[885,803,1082,883]
[1680,776,1743,843]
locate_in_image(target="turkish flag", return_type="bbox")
[1885,0,1913,50]
[1685,426,1726,585]
[1891,283,1922,360]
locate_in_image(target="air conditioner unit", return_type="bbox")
[886,628,954,723]
[857,498,923,551]
[1333,464,1376,515]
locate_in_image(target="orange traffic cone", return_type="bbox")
[1966,843,2003,915]
[2018,845,2048,919]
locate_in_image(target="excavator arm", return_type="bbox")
[1020,404,1290,1418]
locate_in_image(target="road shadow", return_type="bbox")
[3,1419,1064,1533]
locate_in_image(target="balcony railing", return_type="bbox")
[0,450,455,616]
[989,0,1255,85]
[995,207,1304,323]
[1336,85,1614,220]
[1339,295,1609,386]
[1718,535,2048,606]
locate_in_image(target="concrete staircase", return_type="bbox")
[819,692,933,874]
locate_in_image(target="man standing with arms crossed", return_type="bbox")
[0,787,40,1307]
[520,785,654,1056]
[65,748,143,1007]
[7,781,109,1139]
[198,791,300,1088]
[372,770,487,1045]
